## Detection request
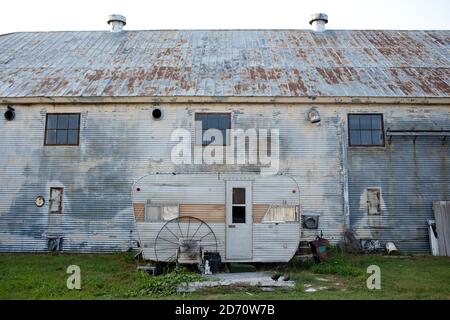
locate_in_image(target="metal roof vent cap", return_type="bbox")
[309,13,328,32]
[107,14,126,32]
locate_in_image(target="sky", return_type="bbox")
[0,0,449,34]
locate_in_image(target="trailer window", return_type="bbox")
[145,203,179,222]
[262,206,298,223]
[348,114,384,146]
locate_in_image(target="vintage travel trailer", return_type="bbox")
[132,173,300,262]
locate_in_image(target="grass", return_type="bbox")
[0,251,449,299]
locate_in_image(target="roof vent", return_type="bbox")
[107,14,126,33]
[309,13,328,32]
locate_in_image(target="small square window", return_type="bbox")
[45,113,80,146]
[195,113,231,146]
[232,206,246,223]
[348,114,384,146]
[232,188,246,205]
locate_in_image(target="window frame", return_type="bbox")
[145,202,180,222]
[261,205,299,223]
[194,112,231,146]
[347,113,385,147]
[44,113,81,146]
[366,188,381,215]
[49,187,63,214]
[231,187,246,223]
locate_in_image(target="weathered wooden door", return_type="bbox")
[226,181,252,260]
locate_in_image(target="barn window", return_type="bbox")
[348,114,384,146]
[195,113,231,146]
[367,188,381,215]
[49,187,63,214]
[45,113,80,146]
[262,205,298,223]
[145,203,179,222]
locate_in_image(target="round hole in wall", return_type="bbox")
[4,108,15,121]
[136,187,141,192]
[152,108,162,120]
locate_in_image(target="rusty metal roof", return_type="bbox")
[0,30,448,98]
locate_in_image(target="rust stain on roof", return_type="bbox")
[0,30,448,98]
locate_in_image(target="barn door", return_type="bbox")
[226,181,252,260]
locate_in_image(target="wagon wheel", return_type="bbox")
[154,216,218,262]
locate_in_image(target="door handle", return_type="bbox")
[228,225,235,228]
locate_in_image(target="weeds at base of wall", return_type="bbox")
[288,248,366,280]
[126,267,204,297]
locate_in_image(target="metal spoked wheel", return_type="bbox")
[154,216,218,263]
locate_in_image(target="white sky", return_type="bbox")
[1,0,449,34]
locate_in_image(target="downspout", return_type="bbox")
[341,121,351,229]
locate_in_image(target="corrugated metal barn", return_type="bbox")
[0,14,449,260]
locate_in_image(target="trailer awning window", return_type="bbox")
[262,205,298,223]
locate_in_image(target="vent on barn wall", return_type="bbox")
[302,213,320,229]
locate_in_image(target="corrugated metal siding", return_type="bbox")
[0,30,448,98]
[0,106,137,252]
[252,223,300,262]
[1,103,342,254]
[1,103,447,254]
[348,107,450,253]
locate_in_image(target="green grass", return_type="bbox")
[0,251,449,299]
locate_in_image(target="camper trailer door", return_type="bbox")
[226,181,253,260]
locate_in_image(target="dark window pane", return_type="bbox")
[218,115,229,130]
[349,130,361,145]
[56,130,68,144]
[371,115,382,130]
[67,129,79,145]
[233,188,246,204]
[222,128,227,145]
[372,130,383,145]
[348,115,360,129]
[232,206,246,223]
[57,115,69,129]
[196,114,207,128]
[47,115,58,129]
[68,114,79,129]
[46,129,57,144]
[197,113,230,145]
[207,115,219,130]
[360,115,371,129]
[361,130,372,145]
